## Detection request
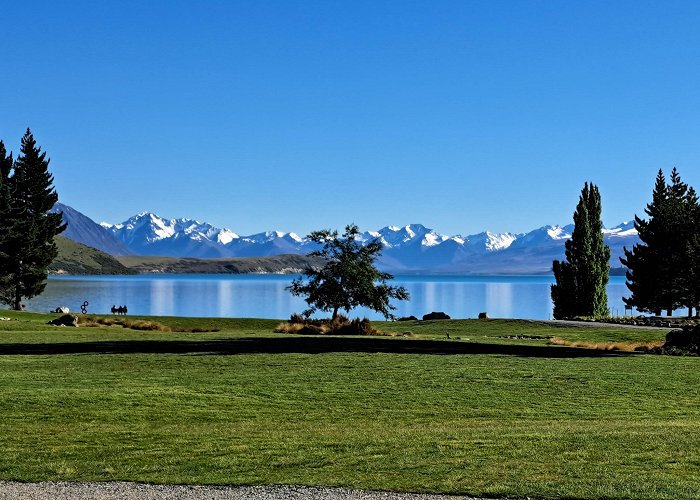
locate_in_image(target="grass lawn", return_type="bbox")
[0,311,698,499]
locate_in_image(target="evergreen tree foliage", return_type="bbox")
[620,170,667,315]
[0,130,66,310]
[0,142,14,294]
[288,224,409,320]
[680,186,700,316]
[621,168,699,316]
[551,259,576,319]
[685,231,700,317]
[551,182,611,319]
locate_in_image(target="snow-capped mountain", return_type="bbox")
[55,204,641,274]
[101,212,240,258]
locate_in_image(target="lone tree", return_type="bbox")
[621,168,700,316]
[551,182,611,319]
[288,224,409,320]
[0,129,65,310]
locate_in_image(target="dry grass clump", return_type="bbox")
[78,316,218,333]
[275,314,404,337]
[549,336,664,352]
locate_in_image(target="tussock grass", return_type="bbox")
[79,316,218,333]
[550,336,664,352]
[275,315,403,337]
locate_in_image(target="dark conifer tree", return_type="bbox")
[551,182,610,319]
[680,186,700,316]
[621,170,668,315]
[551,259,575,319]
[0,142,14,290]
[0,130,65,310]
[621,168,697,316]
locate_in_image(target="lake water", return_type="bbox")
[25,275,635,320]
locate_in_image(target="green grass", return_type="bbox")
[0,311,698,499]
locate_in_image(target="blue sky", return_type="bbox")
[2,1,699,236]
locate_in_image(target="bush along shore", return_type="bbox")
[655,324,700,356]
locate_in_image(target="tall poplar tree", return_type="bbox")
[0,129,65,310]
[551,182,610,319]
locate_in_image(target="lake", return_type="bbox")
[25,275,635,320]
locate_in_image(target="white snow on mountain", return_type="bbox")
[547,225,571,240]
[465,231,518,251]
[373,224,432,248]
[421,231,449,247]
[604,221,637,238]
[97,209,641,272]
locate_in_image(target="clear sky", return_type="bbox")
[2,1,699,236]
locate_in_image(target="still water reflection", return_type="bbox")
[26,274,633,320]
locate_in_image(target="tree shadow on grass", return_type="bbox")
[0,336,636,358]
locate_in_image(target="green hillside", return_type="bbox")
[50,236,137,275]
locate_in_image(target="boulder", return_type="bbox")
[47,314,78,327]
[422,311,450,320]
[478,312,489,319]
[397,315,419,321]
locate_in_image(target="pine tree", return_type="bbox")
[0,130,65,310]
[621,170,668,315]
[621,168,697,316]
[685,233,700,317]
[551,182,610,319]
[680,186,700,316]
[0,142,14,293]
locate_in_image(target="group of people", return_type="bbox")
[111,305,128,315]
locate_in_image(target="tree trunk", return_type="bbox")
[666,307,673,317]
[689,306,694,318]
[13,285,22,311]
[654,308,661,316]
[332,306,339,321]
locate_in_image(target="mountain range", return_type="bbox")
[52,203,640,274]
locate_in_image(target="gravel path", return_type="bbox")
[532,319,672,330]
[0,482,489,500]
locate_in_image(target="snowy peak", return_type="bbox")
[465,231,518,251]
[375,223,433,247]
[604,221,637,238]
[546,225,572,240]
[93,209,642,272]
[241,230,301,244]
[106,212,240,257]
[421,231,449,247]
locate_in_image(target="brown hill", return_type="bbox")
[51,236,137,275]
[116,254,324,274]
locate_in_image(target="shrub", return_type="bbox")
[275,314,393,336]
[660,325,700,355]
